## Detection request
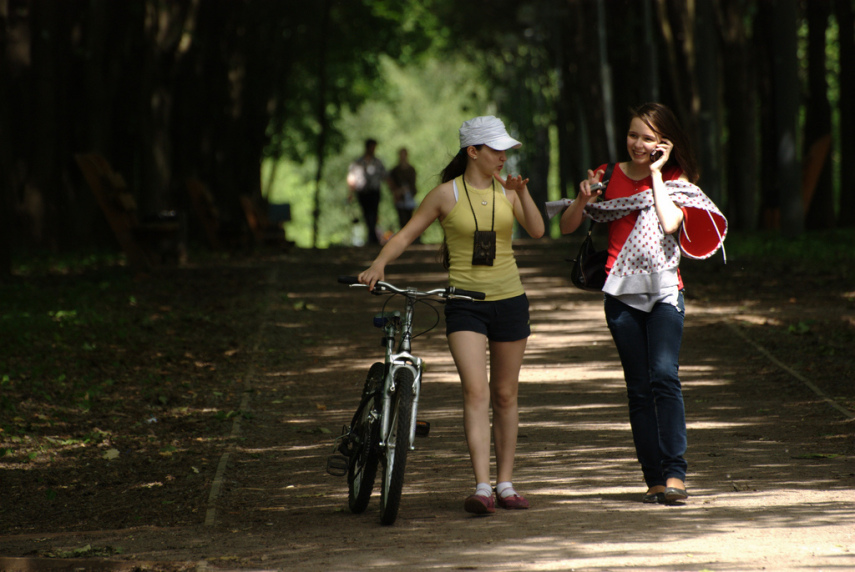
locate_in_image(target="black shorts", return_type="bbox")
[445,293,530,342]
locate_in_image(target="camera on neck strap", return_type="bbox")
[462,177,497,266]
[472,230,496,266]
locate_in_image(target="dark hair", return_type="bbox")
[440,145,481,183]
[436,145,482,268]
[630,103,699,183]
[365,138,377,149]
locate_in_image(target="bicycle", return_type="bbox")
[326,276,485,525]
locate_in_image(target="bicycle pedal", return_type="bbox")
[326,454,348,477]
[415,420,430,437]
[333,427,351,455]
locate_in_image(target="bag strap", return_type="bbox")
[584,162,615,234]
[601,162,615,200]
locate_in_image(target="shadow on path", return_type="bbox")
[1,240,852,571]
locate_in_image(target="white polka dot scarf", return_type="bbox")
[583,180,727,295]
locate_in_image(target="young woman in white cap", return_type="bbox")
[358,116,545,514]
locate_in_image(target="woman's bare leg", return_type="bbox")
[448,331,491,485]
[488,338,527,484]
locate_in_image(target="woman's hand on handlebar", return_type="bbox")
[358,264,385,291]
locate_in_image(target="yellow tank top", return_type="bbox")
[440,176,524,301]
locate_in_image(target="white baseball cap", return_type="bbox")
[459,116,522,150]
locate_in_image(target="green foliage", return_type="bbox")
[263,55,494,248]
[264,0,446,165]
[788,321,813,335]
[0,253,268,467]
[723,228,854,270]
[0,269,128,418]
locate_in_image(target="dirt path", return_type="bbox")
[1,241,853,571]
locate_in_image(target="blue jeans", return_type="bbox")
[604,292,686,488]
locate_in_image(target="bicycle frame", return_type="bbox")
[377,292,423,450]
[332,276,485,524]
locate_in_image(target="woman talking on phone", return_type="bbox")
[359,116,545,514]
[559,103,726,504]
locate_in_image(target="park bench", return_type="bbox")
[75,153,184,271]
[185,177,224,250]
[239,194,292,250]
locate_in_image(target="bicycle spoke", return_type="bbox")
[338,278,467,525]
[347,363,384,513]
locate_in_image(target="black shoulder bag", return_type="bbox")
[569,163,614,292]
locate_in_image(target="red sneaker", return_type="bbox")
[496,492,530,509]
[464,493,495,514]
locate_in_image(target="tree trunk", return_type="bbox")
[596,0,617,161]
[755,2,779,229]
[0,0,12,279]
[836,0,855,226]
[73,0,121,247]
[529,122,551,221]
[579,1,608,174]
[554,29,572,200]
[312,0,331,249]
[803,0,835,230]
[640,0,660,102]
[541,0,588,205]
[657,1,693,133]
[28,0,64,251]
[773,0,804,237]
[718,0,759,231]
[139,2,193,214]
[694,0,722,204]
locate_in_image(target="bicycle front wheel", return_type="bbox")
[379,368,415,525]
[348,363,384,514]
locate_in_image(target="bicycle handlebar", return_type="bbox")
[445,286,487,301]
[337,276,486,301]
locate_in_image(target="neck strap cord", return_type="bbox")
[462,177,495,232]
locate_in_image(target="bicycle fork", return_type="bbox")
[379,356,422,450]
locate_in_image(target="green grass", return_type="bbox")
[722,228,854,268]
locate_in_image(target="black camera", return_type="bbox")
[472,230,496,266]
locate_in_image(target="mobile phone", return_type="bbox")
[589,182,606,192]
[650,149,664,162]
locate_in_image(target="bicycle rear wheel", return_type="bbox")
[347,362,384,513]
[379,368,415,525]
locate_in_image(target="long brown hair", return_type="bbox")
[440,145,481,183]
[437,146,483,268]
[630,103,699,183]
